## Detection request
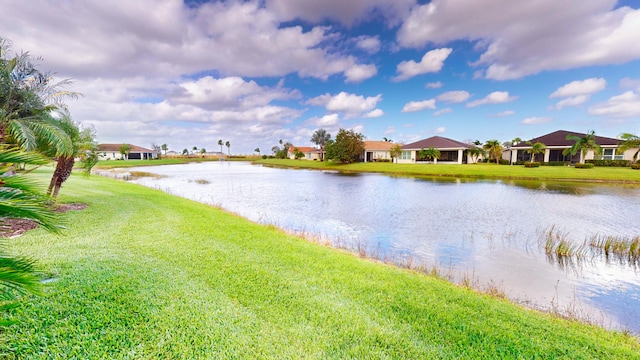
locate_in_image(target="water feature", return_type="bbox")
[125,161,640,334]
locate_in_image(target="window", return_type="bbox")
[400,151,412,160]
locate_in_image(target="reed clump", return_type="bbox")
[589,235,640,265]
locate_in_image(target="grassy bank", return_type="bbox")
[3,172,639,358]
[256,159,640,184]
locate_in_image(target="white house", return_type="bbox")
[399,136,472,164]
[97,144,158,160]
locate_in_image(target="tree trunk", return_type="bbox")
[49,156,75,198]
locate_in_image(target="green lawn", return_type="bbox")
[256,159,640,183]
[3,172,639,358]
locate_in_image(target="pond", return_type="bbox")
[125,161,640,334]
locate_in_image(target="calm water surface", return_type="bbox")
[126,161,640,333]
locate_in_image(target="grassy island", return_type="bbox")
[3,171,639,358]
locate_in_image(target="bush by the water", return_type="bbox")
[574,163,594,169]
[524,162,540,168]
[631,163,640,170]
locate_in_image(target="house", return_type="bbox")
[288,146,323,160]
[508,130,631,164]
[97,144,158,160]
[362,141,395,162]
[399,136,472,164]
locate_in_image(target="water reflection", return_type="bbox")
[127,161,640,334]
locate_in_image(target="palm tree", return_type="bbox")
[467,146,486,164]
[618,133,640,162]
[419,147,441,163]
[311,129,331,161]
[192,146,198,155]
[0,148,62,324]
[225,141,230,156]
[526,142,546,162]
[254,147,260,155]
[563,130,602,164]
[161,143,168,155]
[218,139,223,153]
[182,148,188,155]
[483,140,503,164]
[43,113,98,198]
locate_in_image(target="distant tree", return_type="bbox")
[218,139,223,153]
[161,143,168,154]
[200,148,206,155]
[254,147,260,155]
[325,128,365,163]
[473,140,482,146]
[310,129,331,160]
[467,146,485,164]
[483,140,502,164]
[563,130,602,164]
[618,133,640,162]
[418,147,441,163]
[118,144,131,160]
[271,145,280,155]
[389,143,402,164]
[182,148,188,155]
[225,141,230,155]
[512,137,522,146]
[383,137,393,142]
[526,142,546,162]
[192,146,198,155]
[292,147,304,159]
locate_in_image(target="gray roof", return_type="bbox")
[513,130,619,148]
[402,136,470,150]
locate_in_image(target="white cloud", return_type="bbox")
[550,95,590,110]
[588,91,640,117]
[397,0,640,80]
[434,127,446,134]
[549,78,607,98]
[521,117,553,125]
[620,77,640,90]
[384,126,396,135]
[466,91,518,107]
[355,36,381,54]
[168,76,300,110]
[393,48,453,82]
[488,110,515,117]
[306,92,383,119]
[426,81,443,89]
[308,113,341,127]
[433,108,453,116]
[436,90,471,103]
[344,64,378,83]
[401,99,437,113]
[364,109,384,118]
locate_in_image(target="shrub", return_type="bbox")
[376,159,391,163]
[498,159,510,165]
[631,163,640,170]
[586,159,631,167]
[524,162,540,168]
[542,161,570,166]
[262,155,267,159]
[574,163,594,169]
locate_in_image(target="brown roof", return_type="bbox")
[402,136,470,150]
[98,144,156,152]
[513,130,620,147]
[288,146,319,153]
[364,141,395,151]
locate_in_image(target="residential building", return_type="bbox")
[399,136,472,164]
[362,141,395,162]
[288,146,323,160]
[97,144,158,160]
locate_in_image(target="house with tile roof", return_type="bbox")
[362,141,396,162]
[507,130,632,164]
[288,146,323,160]
[399,136,472,164]
[97,144,158,160]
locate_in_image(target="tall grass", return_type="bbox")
[590,235,640,266]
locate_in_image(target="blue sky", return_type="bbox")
[1,0,639,154]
